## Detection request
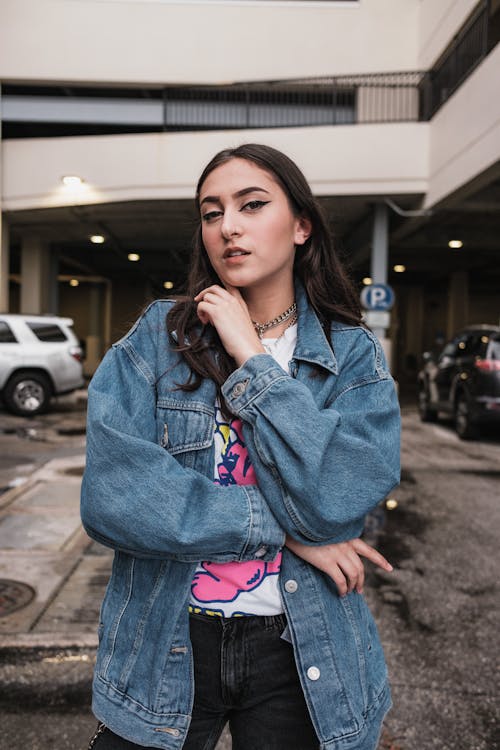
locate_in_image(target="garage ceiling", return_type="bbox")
[6,170,500,294]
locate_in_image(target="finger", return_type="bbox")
[329,565,349,597]
[342,547,365,593]
[350,552,364,593]
[197,292,224,307]
[194,285,229,301]
[351,539,393,571]
[196,304,211,325]
[336,553,362,594]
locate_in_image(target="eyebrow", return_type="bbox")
[200,186,270,207]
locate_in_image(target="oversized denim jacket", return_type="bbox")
[81,280,401,750]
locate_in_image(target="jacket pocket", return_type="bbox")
[156,398,214,456]
[339,593,389,713]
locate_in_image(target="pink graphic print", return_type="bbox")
[214,417,256,486]
[190,411,282,608]
[191,557,281,603]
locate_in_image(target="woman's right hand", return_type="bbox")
[194,284,265,366]
[284,535,392,597]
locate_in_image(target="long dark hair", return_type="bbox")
[167,143,362,404]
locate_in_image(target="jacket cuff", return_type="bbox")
[222,354,289,417]
[242,484,285,560]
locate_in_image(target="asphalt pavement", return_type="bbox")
[1,393,499,750]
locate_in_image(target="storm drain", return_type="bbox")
[0,579,36,617]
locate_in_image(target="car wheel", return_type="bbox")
[418,387,438,422]
[455,394,479,440]
[3,372,52,416]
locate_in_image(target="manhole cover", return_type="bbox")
[0,579,36,617]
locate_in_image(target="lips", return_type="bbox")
[223,247,250,259]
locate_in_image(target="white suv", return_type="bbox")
[0,314,84,416]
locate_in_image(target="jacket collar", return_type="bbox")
[294,278,338,375]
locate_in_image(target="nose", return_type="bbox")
[221,209,241,240]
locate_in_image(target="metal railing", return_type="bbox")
[420,1,492,120]
[1,72,424,137]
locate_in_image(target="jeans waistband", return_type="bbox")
[189,610,287,632]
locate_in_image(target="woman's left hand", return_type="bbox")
[285,535,393,597]
[194,284,265,366]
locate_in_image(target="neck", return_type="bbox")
[241,279,295,325]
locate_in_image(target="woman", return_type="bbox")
[82,143,400,750]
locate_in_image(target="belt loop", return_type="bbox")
[263,613,287,631]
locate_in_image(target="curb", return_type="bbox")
[0,643,96,709]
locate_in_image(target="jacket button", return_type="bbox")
[307,666,321,681]
[255,546,267,558]
[284,579,298,593]
[232,381,247,397]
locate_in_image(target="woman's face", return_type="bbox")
[199,158,310,293]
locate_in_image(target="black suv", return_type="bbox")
[417,325,500,439]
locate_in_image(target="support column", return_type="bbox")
[447,271,469,338]
[84,282,103,376]
[404,286,424,376]
[369,203,392,367]
[0,215,9,313]
[0,85,9,313]
[20,236,58,314]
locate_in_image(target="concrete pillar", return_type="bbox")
[447,271,469,338]
[404,286,424,374]
[84,282,103,376]
[0,215,9,313]
[20,236,58,314]
[369,203,392,367]
[0,84,9,313]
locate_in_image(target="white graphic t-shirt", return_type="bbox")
[189,324,297,617]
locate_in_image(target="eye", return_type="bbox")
[241,200,270,212]
[202,210,222,223]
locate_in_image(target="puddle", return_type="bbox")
[63,466,85,477]
[57,426,86,436]
[457,469,500,478]
[364,467,428,567]
[369,503,428,564]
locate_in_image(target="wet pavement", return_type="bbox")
[0,396,499,749]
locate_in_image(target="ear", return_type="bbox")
[294,216,312,246]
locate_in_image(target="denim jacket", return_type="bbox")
[81,280,400,750]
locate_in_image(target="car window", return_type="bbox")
[457,335,483,357]
[27,322,68,342]
[440,340,460,359]
[0,321,18,343]
[487,336,500,360]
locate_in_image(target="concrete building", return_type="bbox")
[0,0,499,386]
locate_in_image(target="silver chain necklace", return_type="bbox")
[252,302,297,339]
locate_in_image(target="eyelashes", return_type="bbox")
[243,199,270,211]
[201,200,270,223]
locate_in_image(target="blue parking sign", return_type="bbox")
[360,283,395,311]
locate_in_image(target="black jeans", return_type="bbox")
[89,612,319,750]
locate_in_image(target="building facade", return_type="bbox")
[0,0,499,385]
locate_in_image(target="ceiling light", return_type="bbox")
[69,279,80,287]
[128,253,140,262]
[362,277,372,286]
[61,175,84,187]
[448,240,463,249]
[163,281,174,290]
[90,235,105,244]
[393,265,406,273]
